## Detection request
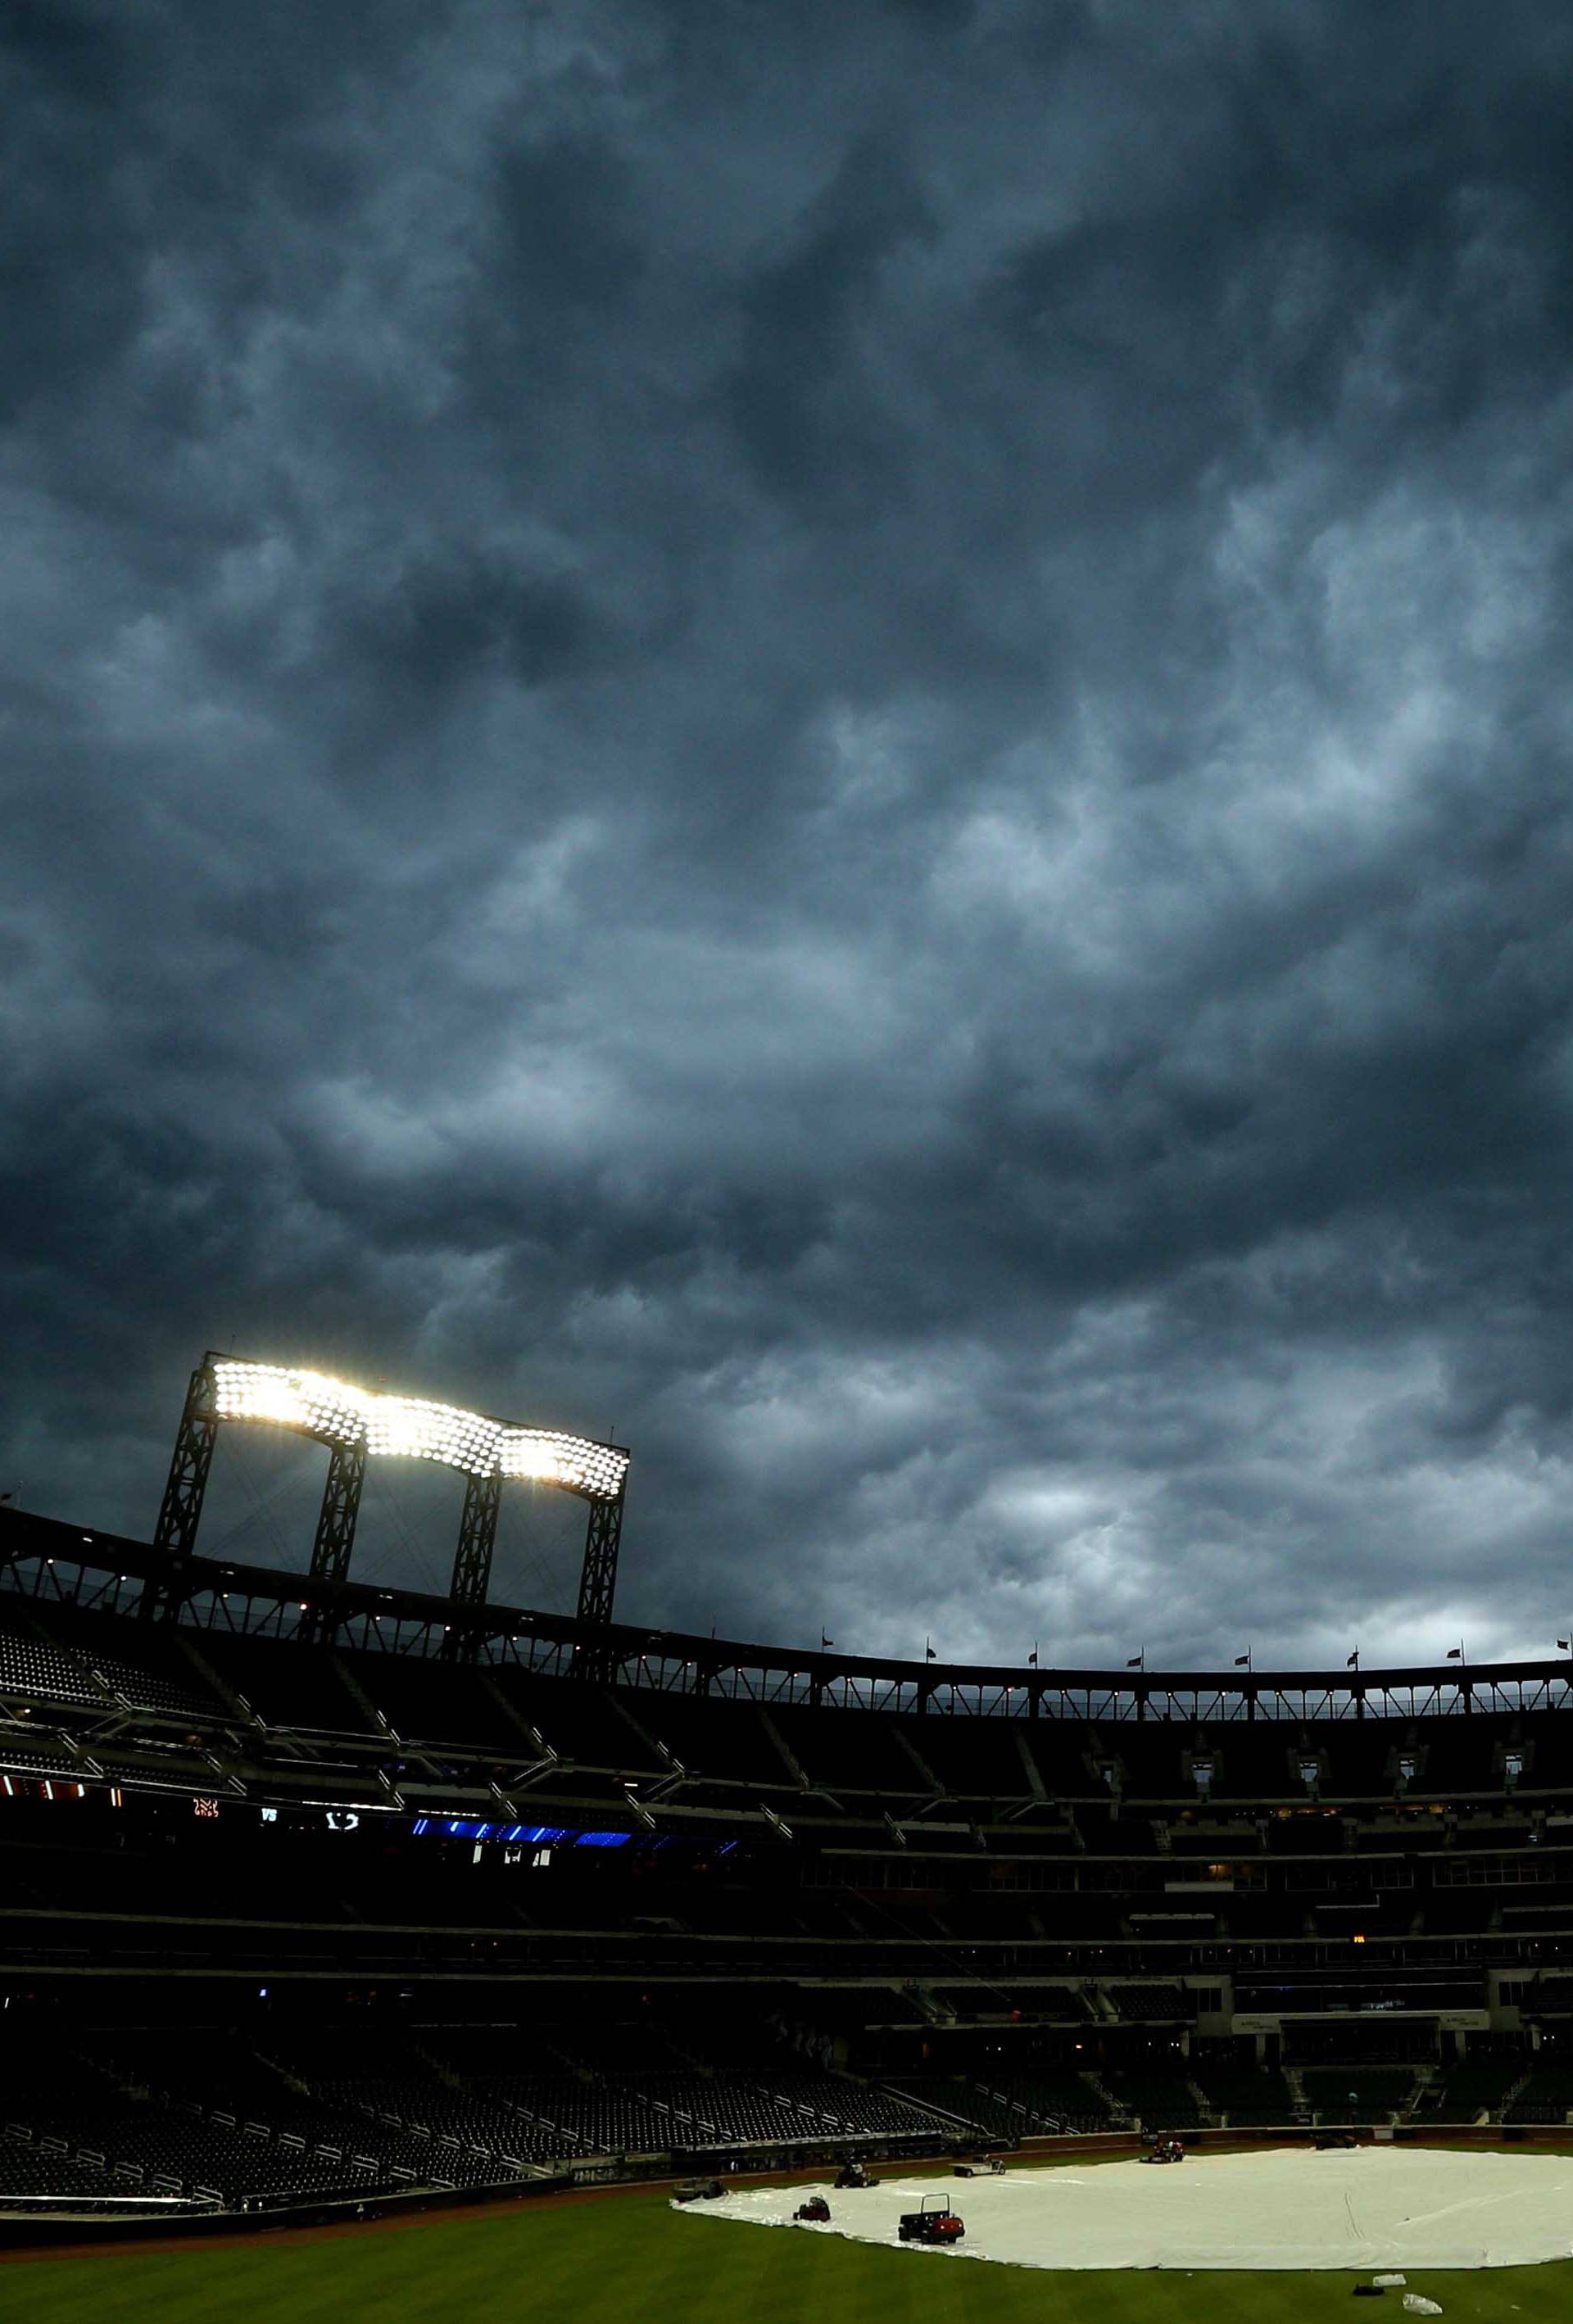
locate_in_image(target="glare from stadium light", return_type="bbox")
[209,1359,628,1497]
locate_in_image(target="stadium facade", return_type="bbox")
[5,1371,1573,2230]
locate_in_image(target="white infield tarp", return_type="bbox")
[673,2147,1573,2272]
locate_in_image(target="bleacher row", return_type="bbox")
[2,1599,1566,1807]
[2,1823,1525,1946]
[0,2022,945,2209]
[1054,2053,1564,2131]
[0,1822,1546,1957]
[7,2015,1573,2212]
[927,1981,1193,2021]
[890,2048,1544,2134]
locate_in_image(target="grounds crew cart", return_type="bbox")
[898,2195,965,2244]
[835,2159,876,2189]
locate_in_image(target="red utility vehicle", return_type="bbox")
[898,2195,965,2244]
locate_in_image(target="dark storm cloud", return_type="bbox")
[5,0,1573,1669]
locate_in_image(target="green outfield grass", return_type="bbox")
[7,2172,1573,2324]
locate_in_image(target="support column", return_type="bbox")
[442,1471,502,1660]
[300,1441,365,1642]
[576,1488,624,1626]
[140,1357,219,1620]
[450,1471,502,1608]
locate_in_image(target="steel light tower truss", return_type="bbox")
[142,1352,630,1638]
[298,1440,367,1645]
[309,1441,367,1588]
[438,1470,505,1659]
[450,1470,503,1606]
[570,1487,628,1678]
[577,1488,626,1626]
[140,1358,220,1620]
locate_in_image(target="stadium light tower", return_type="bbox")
[140,1353,629,1638]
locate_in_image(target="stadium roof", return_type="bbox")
[3,1506,1569,1723]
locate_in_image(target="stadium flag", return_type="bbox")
[1447,1645,1463,1660]
[1027,1647,1039,1667]
[820,1633,833,1651]
[1126,1652,1144,1669]
[1234,1651,1251,1667]
[925,1640,936,1662]
[1347,1650,1359,1668]
[1560,1640,1571,1652]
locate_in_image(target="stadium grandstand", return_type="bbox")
[3,1356,1573,2230]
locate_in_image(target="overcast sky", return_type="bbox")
[5,0,1573,1672]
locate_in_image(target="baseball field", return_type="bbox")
[7,2159,1573,2324]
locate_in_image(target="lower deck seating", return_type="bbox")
[1189,2064,1299,2125]
[1424,2054,1527,2123]
[2,2104,395,2204]
[596,2068,934,2147]
[965,2071,1113,2133]
[1104,1983,1194,2022]
[1299,2068,1420,2122]
[1504,2064,1573,2125]
[0,2136,119,2201]
[1102,2067,1208,2130]
[0,2034,540,2201]
[425,2026,938,2154]
[881,2077,1011,2135]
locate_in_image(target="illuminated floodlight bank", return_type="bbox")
[211,1361,627,1499]
[147,1352,629,1632]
